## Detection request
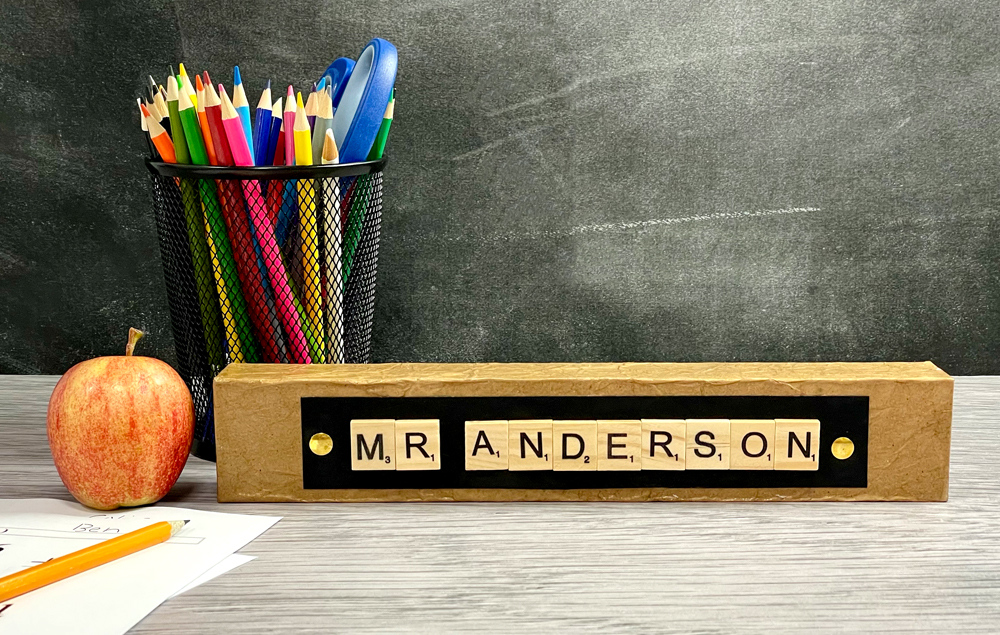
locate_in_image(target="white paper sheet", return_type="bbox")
[171,553,255,597]
[0,499,279,635]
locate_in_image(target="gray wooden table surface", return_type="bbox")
[1,375,998,633]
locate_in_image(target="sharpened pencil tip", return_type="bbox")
[286,84,294,98]
[317,76,326,90]
[183,520,190,525]
[233,65,243,86]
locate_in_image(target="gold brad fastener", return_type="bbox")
[309,433,334,456]
[831,437,855,460]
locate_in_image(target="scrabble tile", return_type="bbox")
[350,419,395,470]
[508,420,553,470]
[465,421,508,470]
[597,420,641,471]
[552,421,597,471]
[640,419,686,470]
[685,419,730,470]
[774,419,821,471]
[730,419,775,470]
[395,419,441,471]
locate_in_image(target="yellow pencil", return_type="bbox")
[0,520,187,602]
[294,91,323,360]
[178,62,198,110]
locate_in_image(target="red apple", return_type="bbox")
[47,328,194,510]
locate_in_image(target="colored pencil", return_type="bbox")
[321,129,343,362]
[311,84,333,165]
[274,113,297,247]
[367,90,394,161]
[252,81,272,167]
[342,94,395,284]
[179,83,259,364]
[138,98,148,132]
[273,107,286,167]
[203,77,283,363]
[283,86,296,166]
[141,103,175,162]
[165,76,226,370]
[294,91,324,361]
[277,86,298,249]
[263,97,284,229]
[194,74,217,166]
[148,75,158,102]
[266,97,283,166]
[304,84,319,131]
[221,84,312,363]
[232,66,254,153]
[0,520,187,603]
[155,86,169,123]
[178,63,198,110]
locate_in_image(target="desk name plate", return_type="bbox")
[300,396,868,490]
[214,362,953,502]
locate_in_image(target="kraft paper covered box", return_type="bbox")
[213,362,953,502]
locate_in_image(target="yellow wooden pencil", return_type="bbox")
[178,62,198,110]
[294,91,323,360]
[321,129,343,362]
[0,520,187,603]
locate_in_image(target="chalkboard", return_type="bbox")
[1,0,998,375]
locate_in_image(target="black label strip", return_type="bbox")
[301,396,868,489]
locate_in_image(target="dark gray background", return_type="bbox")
[1,0,997,375]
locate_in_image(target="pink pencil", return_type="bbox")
[219,84,312,364]
[283,85,296,166]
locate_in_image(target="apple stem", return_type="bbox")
[125,328,145,356]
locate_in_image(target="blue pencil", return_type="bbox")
[276,179,297,247]
[232,66,254,153]
[252,80,272,166]
[265,96,283,166]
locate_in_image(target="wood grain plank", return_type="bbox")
[0,376,996,633]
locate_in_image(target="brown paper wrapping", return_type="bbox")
[214,362,952,502]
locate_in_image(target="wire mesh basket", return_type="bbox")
[146,158,386,461]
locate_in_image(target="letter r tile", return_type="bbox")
[395,419,441,471]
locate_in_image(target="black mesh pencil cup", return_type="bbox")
[146,158,386,461]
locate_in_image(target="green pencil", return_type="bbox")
[166,76,226,372]
[343,92,394,282]
[177,84,260,364]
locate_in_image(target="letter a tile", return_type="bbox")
[465,421,508,470]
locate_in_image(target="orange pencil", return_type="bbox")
[194,74,218,165]
[140,102,176,163]
[0,520,187,603]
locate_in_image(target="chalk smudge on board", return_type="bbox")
[463,207,821,242]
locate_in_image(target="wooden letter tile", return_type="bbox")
[685,419,730,470]
[350,419,396,471]
[552,421,597,471]
[640,419,686,470]
[465,421,508,470]
[774,419,821,471]
[730,419,775,470]
[395,419,441,471]
[597,420,641,471]
[508,420,553,470]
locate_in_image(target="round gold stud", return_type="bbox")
[309,432,333,456]
[831,437,855,460]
